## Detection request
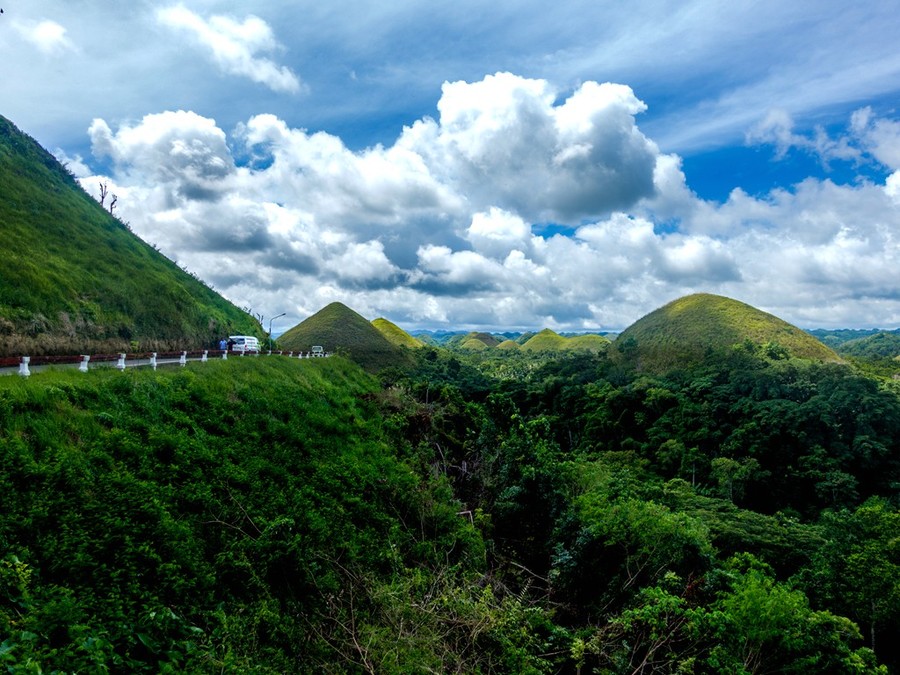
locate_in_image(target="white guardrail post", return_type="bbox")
[5,342,280,376]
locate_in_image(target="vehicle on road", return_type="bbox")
[229,335,260,353]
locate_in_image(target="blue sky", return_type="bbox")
[2,1,900,331]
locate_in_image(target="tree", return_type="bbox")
[807,499,900,666]
[710,457,762,503]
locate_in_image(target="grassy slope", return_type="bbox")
[279,302,411,370]
[614,293,840,372]
[371,317,423,349]
[496,339,521,350]
[0,115,260,356]
[521,329,567,352]
[836,331,900,359]
[520,329,609,353]
[566,334,611,353]
[459,332,502,349]
[0,358,478,671]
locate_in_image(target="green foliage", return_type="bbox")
[577,359,900,516]
[836,331,900,359]
[551,469,715,620]
[804,499,900,664]
[574,559,884,674]
[3,301,899,671]
[0,358,481,671]
[0,115,261,355]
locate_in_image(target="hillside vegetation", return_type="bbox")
[0,115,261,356]
[0,358,498,672]
[521,328,610,353]
[837,331,900,359]
[613,293,840,372]
[4,326,900,671]
[371,317,423,349]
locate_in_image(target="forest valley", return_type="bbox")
[1,343,899,673]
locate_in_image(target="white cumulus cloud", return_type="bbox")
[77,79,900,331]
[157,4,301,93]
[14,19,76,55]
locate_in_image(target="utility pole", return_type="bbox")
[268,312,286,346]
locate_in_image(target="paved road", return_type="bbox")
[0,350,327,377]
[0,353,248,377]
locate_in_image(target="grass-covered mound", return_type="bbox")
[371,317,423,349]
[0,115,261,356]
[520,330,610,354]
[278,302,412,371]
[453,332,502,350]
[0,358,494,672]
[613,293,840,372]
[496,339,520,351]
[566,334,610,353]
[521,329,567,352]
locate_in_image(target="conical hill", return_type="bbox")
[521,329,567,352]
[521,329,610,353]
[496,339,520,351]
[613,293,840,372]
[372,317,423,349]
[457,332,502,350]
[0,115,261,355]
[279,302,411,370]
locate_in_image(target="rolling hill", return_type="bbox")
[834,331,900,360]
[0,115,261,356]
[278,302,412,370]
[496,339,521,351]
[520,329,610,353]
[520,328,568,352]
[454,332,503,350]
[613,293,841,372]
[372,317,423,349]
[566,333,612,352]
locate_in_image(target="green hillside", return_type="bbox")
[0,115,261,356]
[836,331,900,359]
[496,339,520,350]
[566,333,611,353]
[279,302,412,370]
[0,358,488,672]
[455,332,502,350]
[520,329,610,353]
[613,293,841,372]
[3,328,898,671]
[521,328,568,352]
[371,317,423,349]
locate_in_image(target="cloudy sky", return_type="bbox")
[3,1,900,332]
